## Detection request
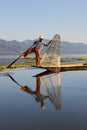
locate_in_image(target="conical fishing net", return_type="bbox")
[40,34,61,68]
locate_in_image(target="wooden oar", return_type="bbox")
[7,55,21,68]
[7,44,35,68]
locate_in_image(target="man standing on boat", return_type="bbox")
[20,36,51,66]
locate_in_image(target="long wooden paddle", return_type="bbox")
[7,55,21,68]
[7,44,35,68]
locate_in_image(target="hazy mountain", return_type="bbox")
[0,38,87,55]
[61,41,87,54]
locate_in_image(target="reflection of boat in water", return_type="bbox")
[7,70,62,110]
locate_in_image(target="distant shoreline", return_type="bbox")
[0,56,87,71]
[0,56,87,66]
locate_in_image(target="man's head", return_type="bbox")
[39,36,44,41]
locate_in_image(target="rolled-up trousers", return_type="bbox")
[24,47,41,66]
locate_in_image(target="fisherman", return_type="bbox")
[20,36,51,66]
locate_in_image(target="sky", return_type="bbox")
[0,0,87,43]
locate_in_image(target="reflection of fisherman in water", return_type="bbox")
[7,74,50,109]
[21,77,50,109]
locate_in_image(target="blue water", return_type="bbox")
[0,54,87,58]
[0,54,87,65]
[0,68,87,130]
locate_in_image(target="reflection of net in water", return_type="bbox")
[41,73,62,110]
[40,34,61,68]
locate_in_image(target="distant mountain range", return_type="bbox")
[0,38,87,55]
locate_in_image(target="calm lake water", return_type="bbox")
[0,67,87,130]
[0,54,87,65]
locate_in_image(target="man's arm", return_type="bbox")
[48,40,52,45]
[44,40,52,47]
